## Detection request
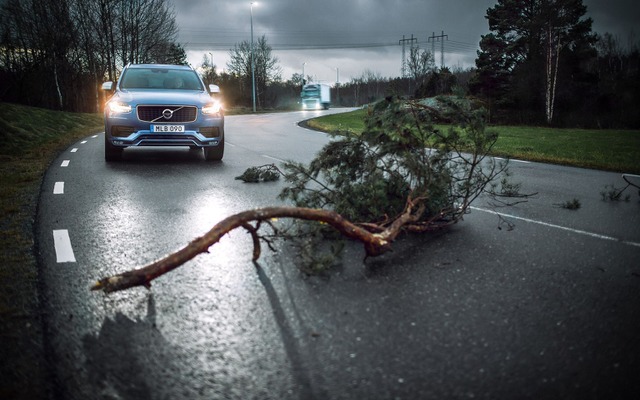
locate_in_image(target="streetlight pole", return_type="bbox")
[335,67,340,106]
[302,62,306,86]
[250,2,257,113]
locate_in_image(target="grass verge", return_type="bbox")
[0,102,103,399]
[307,108,640,174]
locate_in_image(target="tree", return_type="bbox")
[148,42,187,65]
[472,0,596,124]
[407,46,435,93]
[0,0,181,112]
[591,32,640,128]
[226,35,281,108]
[199,55,219,86]
[290,72,304,87]
[417,67,458,98]
[92,96,524,293]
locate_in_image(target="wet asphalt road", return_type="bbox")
[36,110,640,399]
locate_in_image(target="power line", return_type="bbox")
[180,33,479,55]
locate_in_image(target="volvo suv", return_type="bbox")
[102,63,224,161]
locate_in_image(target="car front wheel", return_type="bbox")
[104,133,123,161]
[203,136,224,161]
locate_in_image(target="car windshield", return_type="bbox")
[121,68,203,91]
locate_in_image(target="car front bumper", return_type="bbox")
[106,117,224,148]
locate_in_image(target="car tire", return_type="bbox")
[203,134,224,161]
[104,133,122,161]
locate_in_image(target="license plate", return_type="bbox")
[152,124,184,132]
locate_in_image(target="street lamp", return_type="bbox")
[208,52,214,68]
[302,62,307,86]
[250,2,257,113]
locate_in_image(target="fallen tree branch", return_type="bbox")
[92,206,406,294]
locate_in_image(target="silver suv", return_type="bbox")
[102,64,224,161]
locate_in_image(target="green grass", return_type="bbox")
[0,103,103,399]
[0,103,103,221]
[0,102,103,296]
[307,108,369,133]
[488,126,640,173]
[307,108,640,174]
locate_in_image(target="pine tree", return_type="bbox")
[471,0,596,125]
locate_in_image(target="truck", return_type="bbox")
[301,83,331,110]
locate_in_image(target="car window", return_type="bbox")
[122,71,150,89]
[121,69,204,91]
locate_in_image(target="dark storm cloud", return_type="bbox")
[171,0,638,81]
[175,0,494,49]
[584,0,638,39]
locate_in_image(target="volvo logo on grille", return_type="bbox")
[162,109,174,119]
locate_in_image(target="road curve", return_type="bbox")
[36,110,640,399]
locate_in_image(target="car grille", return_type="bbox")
[137,105,197,123]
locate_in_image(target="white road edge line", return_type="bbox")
[262,154,286,163]
[471,206,640,248]
[494,157,530,164]
[61,160,70,167]
[92,135,98,138]
[71,148,78,153]
[53,230,76,263]
[53,182,64,194]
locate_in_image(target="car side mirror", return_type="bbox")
[102,81,114,91]
[209,84,220,94]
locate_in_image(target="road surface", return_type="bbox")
[36,109,640,399]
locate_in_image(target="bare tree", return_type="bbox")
[199,55,219,85]
[227,35,281,108]
[407,46,435,89]
[0,0,181,111]
[116,0,178,67]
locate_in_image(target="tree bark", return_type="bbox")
[91,205,431,294]
[545,23,563,125]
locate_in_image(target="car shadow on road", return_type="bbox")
[104,147,228,177]
[82,295,167,399]
[110,147,222,165]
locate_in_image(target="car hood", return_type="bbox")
[115,90,215,107]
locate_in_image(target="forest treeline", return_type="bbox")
[1,0,638,128]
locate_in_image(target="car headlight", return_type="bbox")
[202,101,222,115]
[107,101,132,114]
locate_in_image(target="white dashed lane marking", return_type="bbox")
[50,137,99,263]
[53,182,64,194]
[53,230,76,263]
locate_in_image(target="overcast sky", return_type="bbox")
[171,0,638,84]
